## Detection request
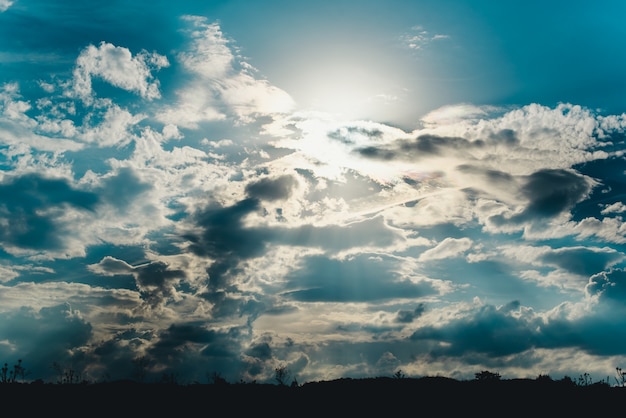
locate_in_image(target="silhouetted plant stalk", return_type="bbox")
[1,359,29,384]
[616,367,626,387]
[51,362,85,384]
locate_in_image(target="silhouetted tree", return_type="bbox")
[274,366,291,386]
[132,356,150,382]
[393,369,406,379]
[474,370,501,381]
[208,371,228,385]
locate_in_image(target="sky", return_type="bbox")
[2,0,626,385]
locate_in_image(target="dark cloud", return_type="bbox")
[586,269,626,302]
[408,297,626,360]
[410,302,538,357]
[456,164,515,186]
[183,198,268,289]
[356,134,483,161]
[488,128,519,146]
[282,254,437,302]
[98,167,152,211]
[395,303,426,323]
[90,256,187,307]
[0,303,93,381]
[518,169,594,219]
[134,261,186,305]
[245,174,297,201]
[184,199,403,290]
[0,174,98,250]
[540,247,624,277]
[147,323,248,382]
[245,341,272,361]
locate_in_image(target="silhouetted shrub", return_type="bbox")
[474,370,501,381]
[274,365,291,386]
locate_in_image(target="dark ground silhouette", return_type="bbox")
[2,376,625,415]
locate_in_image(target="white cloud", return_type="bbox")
[418,237,473,262]
[78,104,145,147]
[0,84,83,153]
[72,42,169,103]
[417,103,609,176]
[601,202,626,215]
[401,26,450,50]
[0,0,12,12]
[87,255,134,276]
[157,17,294,127]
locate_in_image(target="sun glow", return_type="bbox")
[299,64,389,120]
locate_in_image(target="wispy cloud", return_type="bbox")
[401,25,450,51]
[157,16,295,127]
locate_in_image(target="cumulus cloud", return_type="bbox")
[72,42,169,103]
[0,174,99,256]
[89,256,186,308]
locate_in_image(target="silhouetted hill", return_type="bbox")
[2,376,625,415]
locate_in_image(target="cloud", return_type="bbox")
[72,41,169,103]
[3,3,626,386]
[418,237,473,262]
[157,16,294,127]
[0,0,12,12]
[517,169,596,220]
[586,269,626,303]
[410,301,539,357]
[601,202,626,215]
[539,246,624,277]
[0,303,92,381]
[77,104,145,147]
[0,83,83,152]
[401,26,450,51]
[89,256,186,308]
[395,303,426,323]
[0,173,98,255]
[245,175,298,202]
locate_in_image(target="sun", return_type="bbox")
[298,62,388,120]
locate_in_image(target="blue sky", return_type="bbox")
[2,0,626,385]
